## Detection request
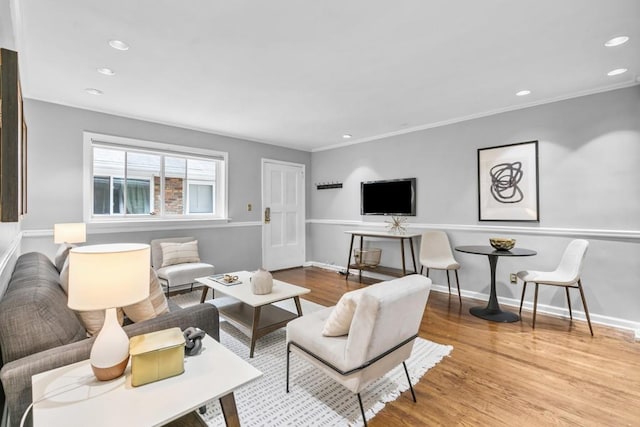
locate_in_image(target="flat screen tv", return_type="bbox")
[360,178,416,216]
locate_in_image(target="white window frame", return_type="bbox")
[83,132,228,225]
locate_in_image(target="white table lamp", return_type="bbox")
[68,243,150,381]
[54,223,86,244]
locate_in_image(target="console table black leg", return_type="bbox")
[409,237,417,273]
[346,234,355,280]
[359,236,364,283]
[400,238,407,276]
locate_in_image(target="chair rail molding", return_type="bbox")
[307,260,640,337]
[22,220,262,237]
[306,219,640,241]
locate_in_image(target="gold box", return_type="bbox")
[129,327,185,387]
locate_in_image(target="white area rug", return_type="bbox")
[181,298,452,426]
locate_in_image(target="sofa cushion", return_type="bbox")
[160,240,200,267]
[0,253,86,363]
[123,269,170,322]
[53,243,73,272]
[59,260,125,337]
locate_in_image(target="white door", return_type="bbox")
[262,160,306,271]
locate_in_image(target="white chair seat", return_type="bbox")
[517,270,576,286]
[287,306,350,371]
[423,259,460,270]
[157,262,215,287]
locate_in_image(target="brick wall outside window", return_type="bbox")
[154,176,184,214]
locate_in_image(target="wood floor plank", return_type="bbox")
[272,267,640,426]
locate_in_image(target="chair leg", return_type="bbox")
[286,343,291,393]
[426,268,429,277]
[446,270,452,294]
[420,265,423,275]
[357,393,367,427]
[402,361,417,402]
[532,283,539,329]
[565,287,573,320]
[454,269,462,305]
[578,279,594,336]
[519,281,528,316]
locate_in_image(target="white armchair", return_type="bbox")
[285,275,431,426]
[150,237,215,296]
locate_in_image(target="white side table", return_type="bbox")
[32,335,261,426]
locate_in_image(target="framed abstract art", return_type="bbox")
[477,140,539,222]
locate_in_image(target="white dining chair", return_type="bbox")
[517,239,592,335]
[419,230,462,304]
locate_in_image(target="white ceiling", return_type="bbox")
[11,0,640,152]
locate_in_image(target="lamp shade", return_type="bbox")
[68,243,150,311]
[54,223,87,244]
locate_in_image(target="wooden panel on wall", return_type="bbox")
[0,48,21,222]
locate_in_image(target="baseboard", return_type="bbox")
[306,261,640,337]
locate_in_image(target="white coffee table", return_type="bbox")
[196,271,310,358]
[32,335,261,427]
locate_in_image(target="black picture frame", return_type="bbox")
[477,140,539,222]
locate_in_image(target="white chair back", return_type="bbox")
[345,275,431,368]
[419,230,454,265]
[555,239,589,282]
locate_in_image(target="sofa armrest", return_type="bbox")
[0,303,219,427]
[123,303,219,342]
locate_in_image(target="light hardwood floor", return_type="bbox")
[272,267,640,426]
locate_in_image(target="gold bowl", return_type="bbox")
[490,238,515,251]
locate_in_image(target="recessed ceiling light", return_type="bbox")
[605,36,629,47]
[109,39,129,51]
[97,67,115,76]
[516,90,531,96]
[342,134,352,139]
[85,88,103,95]
[607,68,628,76]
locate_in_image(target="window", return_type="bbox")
[84,133,227,222]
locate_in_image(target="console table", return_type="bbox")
[345,230,420,282]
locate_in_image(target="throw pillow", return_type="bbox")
[322,287,367,337]
[54,243,73,272]
[123,268,170,322]
[160,240,200,267]
[59,260,125,337]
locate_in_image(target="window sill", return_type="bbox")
[86,217,233,234]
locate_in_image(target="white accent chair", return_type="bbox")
[285,275,431,426]
[150,237,215,296]
[419,230,462,304]
[517,239,592,335]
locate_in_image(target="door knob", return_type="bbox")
[264,207,271,224]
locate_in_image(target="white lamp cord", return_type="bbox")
[19,402,34,427]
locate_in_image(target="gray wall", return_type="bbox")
[20,99,311,273]
[309,86,640,330]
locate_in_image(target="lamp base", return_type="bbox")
[91,356,130,381]
[90,307,131,381]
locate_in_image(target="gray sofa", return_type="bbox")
[0,252,219,427]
